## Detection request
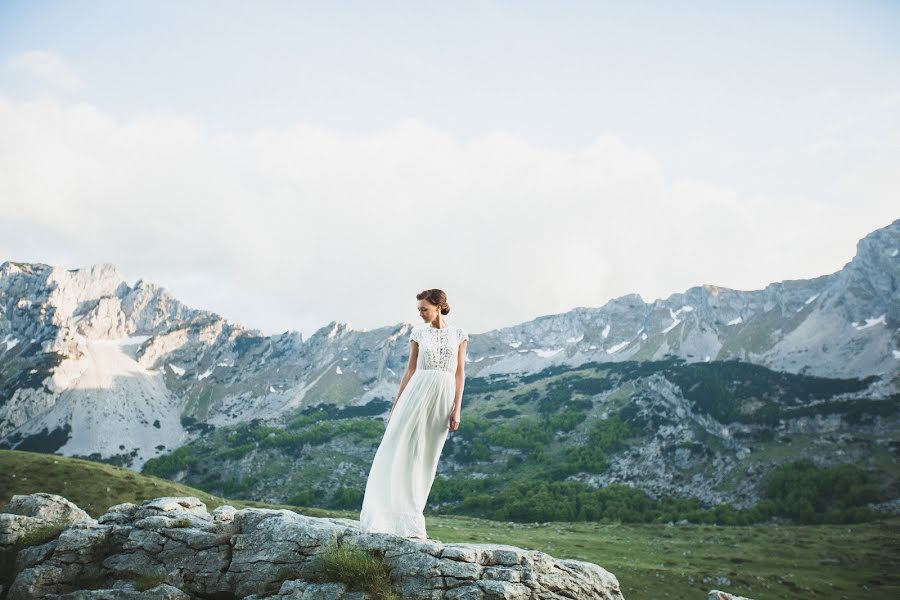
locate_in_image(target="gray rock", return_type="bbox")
[3,493,624,600]
[243,579,372,599]
[14,538,58,572]
[0,493,94,553]
[708,590,755,600]
[97,503,138,525]
[3,493,92,524]
[46,583,192,599]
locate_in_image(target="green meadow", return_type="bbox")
[2,449,897,600]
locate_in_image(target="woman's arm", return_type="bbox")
[449,339,468,431]
[387,339,419,425]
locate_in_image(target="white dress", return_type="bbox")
[359,323,469,539]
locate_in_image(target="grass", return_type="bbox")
[421,512,900,600]
[319,539,399,599]
[0,449,332,518]
[3,449,898,600]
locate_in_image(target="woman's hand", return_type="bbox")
[448,406,461,432]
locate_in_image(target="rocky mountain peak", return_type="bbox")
[1,218,897,474]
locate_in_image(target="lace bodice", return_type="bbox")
[409,324,468,372]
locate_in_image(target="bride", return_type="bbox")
[359,288,469,539]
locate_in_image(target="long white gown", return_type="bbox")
[359,322,468,539]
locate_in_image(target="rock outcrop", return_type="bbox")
[0,493,624,600]
[708,590,754,600]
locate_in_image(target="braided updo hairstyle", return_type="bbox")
[416,289,450,315]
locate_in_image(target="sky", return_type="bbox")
[0,1,898,339]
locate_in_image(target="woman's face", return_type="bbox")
[417,300,440,322]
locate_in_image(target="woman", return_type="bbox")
[359,288,469,539]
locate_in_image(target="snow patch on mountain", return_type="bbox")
[534,347,564,358]
[853,314,886,330]
[662,309,682,333]
[168,364,186,376]
[606,340,629,354]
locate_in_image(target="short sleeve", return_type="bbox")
[409,327,420,344]
[458,327,468,342]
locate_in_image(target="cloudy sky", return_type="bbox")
[0,1,898,339]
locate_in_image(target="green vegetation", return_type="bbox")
[661,359,880,424]
[136,358,897,520]
[761,459,884,524]
[0,449,333,518]
[559,414,632,475]
[430,459,887,526]
[500,357,889,426]
[318,539,399,599]
[142,416,382,479]
[483,416,554,454]
[139,399,399,507]
[3,449,898,600]
[423,512,900,600]
[447,407,606,465]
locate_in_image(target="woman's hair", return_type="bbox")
[417,289,450,315]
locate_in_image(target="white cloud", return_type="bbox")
[837,159,900,208]
[0,95,895,338]
[6,50,84,91]
[878,91,900,108]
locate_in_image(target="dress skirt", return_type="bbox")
[359,368,456,538]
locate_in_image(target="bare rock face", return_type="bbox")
[4,493,92,524]
[0,493,92,552]
[1,493,624,600]
[708,590,755,600]
[45,584,191,599]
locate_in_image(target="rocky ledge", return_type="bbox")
[0,493,623,599]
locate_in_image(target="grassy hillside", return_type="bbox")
[2,450,898,600]
[0,449,333,518]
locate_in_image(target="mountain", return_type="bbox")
[1,219,898,515]
[472,216,898,385]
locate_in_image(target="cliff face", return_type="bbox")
[0,492,624,600]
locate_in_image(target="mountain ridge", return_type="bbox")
[0,219,897,498]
